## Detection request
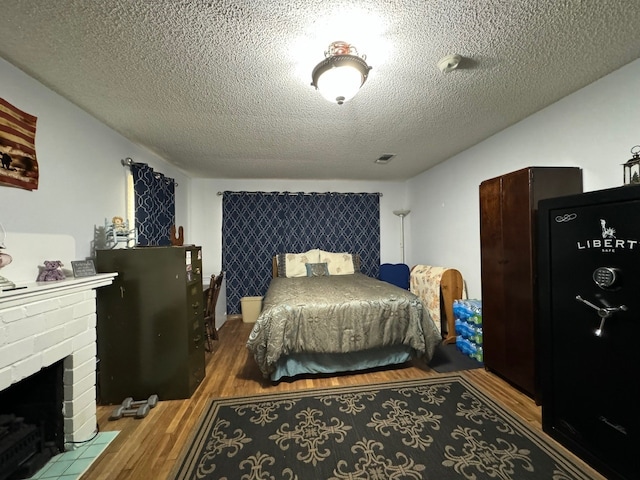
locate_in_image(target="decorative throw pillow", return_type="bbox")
[352,253,361,272]
[305,262,329,277]
[318,250,355,275]
[276,253,288,278]
[277,249,321,277]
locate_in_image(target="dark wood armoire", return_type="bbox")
[479,166,582,399]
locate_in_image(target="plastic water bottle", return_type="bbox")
[456,336,478,357]
[453,299,483,322]
[457,320,468,338]
[466,338,478,357]
[470,327,483,345]
[453,300,467,320]
[471,346,484,363]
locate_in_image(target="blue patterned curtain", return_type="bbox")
[222,191,380,314]
[131,163,176,246]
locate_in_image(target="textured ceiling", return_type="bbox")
[1,1,640,181]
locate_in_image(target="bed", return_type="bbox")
[246,250,442,381]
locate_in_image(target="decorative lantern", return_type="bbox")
[623,145,640,185]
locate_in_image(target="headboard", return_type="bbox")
[272,252,362,278]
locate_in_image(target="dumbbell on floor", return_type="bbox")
[121,394,159,409]
[109,403,150,421]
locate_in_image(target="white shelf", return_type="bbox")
[0,273,117,306]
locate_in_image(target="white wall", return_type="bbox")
[190,178,408,278]
[407,58,640,299]
[189,179,406,327]
[1,57,408,282]
[0,58,192,271]
[4,52,639,309]
[0,56,408,327]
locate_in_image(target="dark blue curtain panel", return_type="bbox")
[222,191,380,314]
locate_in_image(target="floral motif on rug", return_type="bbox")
[171,375,600,480]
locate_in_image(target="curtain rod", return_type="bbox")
[121,157,143,167]
[217,191,382,196]
[121,157,178,186]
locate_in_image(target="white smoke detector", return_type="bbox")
[437,54,462,73]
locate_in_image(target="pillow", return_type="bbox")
[305,262,329,277]
[318,250,355,275]
[352,253,361,272]
[277,249,321,277]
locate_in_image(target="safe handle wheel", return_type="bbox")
[575,295,628,337]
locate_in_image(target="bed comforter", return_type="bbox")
[246,273,442,379]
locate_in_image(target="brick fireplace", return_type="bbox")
[0,274,116,446]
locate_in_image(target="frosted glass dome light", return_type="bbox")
[311,41,371,105]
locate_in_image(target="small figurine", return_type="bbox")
[112,216,126,233]
[37,260,66,282]
[170,225,184,246]
[104,217,136,249]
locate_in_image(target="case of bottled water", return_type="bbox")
[453,299,483,363]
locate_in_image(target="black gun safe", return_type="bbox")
[538,185,640,480]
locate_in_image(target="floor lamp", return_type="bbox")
[393,209,410,264]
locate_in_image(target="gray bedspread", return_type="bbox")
[246,273,442,378]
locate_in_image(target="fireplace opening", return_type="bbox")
[0,360,65,480]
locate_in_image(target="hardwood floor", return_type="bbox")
[82,317,603,479]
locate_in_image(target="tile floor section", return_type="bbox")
[30,431,119,480]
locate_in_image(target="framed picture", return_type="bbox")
[0,98,39,190]
[71,260,97,277]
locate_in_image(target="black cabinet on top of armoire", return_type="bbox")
[479,166,582,400]
[95,246,206,404]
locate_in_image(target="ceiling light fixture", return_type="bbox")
[311,41,372,105]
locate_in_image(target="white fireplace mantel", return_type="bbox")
[0,273,117,305]
[0,273,117,446]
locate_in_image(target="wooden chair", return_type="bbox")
[204,272,223,352]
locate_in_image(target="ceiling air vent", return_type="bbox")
[375,154,396,165]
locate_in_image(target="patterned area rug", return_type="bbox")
[171,375,597,480]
